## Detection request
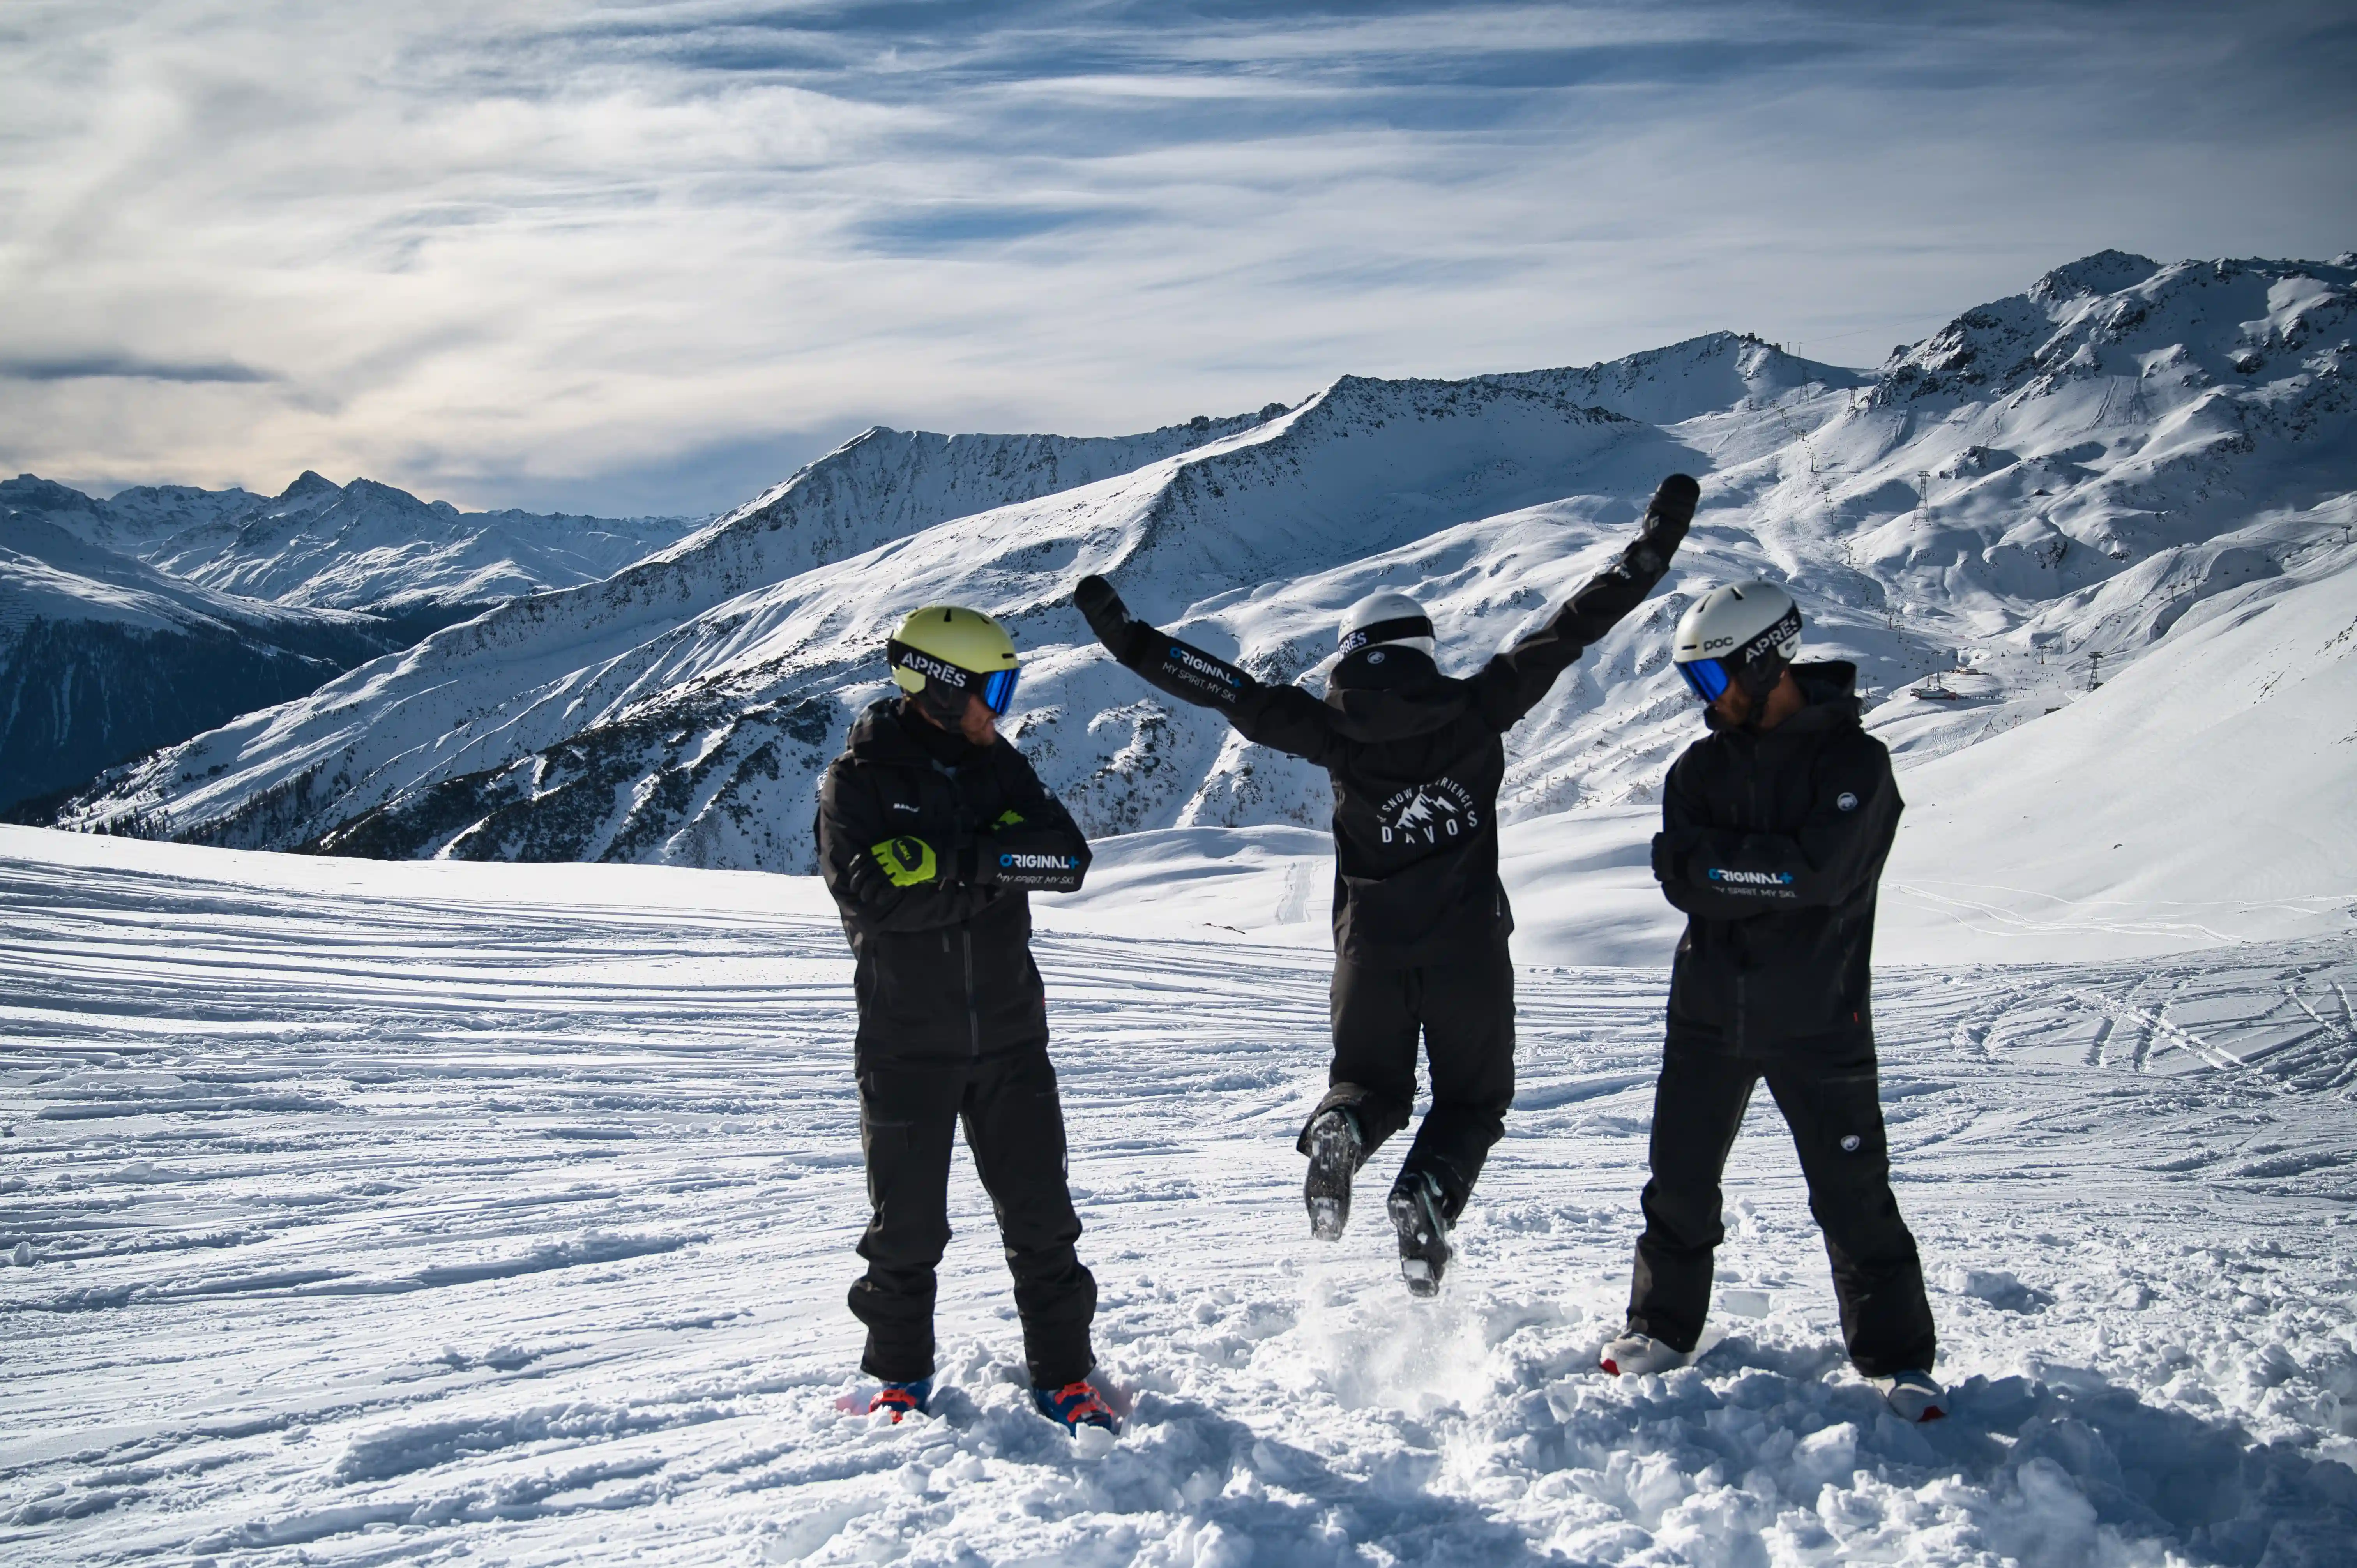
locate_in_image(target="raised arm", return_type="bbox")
[1075,576,1348,768]
[818,758,1002,934]
[1651,740,1901,918]
[1470,473,1698,732]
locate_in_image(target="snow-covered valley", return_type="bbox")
[4,828,2355,1567]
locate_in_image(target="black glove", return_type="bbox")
[1075,574,1150,662]
[1649,832,1684,886]
[1641,473,1700,550]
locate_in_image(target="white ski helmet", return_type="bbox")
[1338,590,1435,659]
[1671,581,1802,703]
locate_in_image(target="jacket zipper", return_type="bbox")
[1739,755,1760,1052]
[963,927,980,1056]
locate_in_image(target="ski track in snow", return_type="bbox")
[3,846,2356,1566]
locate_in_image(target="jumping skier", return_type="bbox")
[815,604,1116,1434]
[1076,474,1698,1296]
[1600,581,1945,1422]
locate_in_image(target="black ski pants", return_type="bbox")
[1302,944,1515,1220]
[1629,1033,1936,1377]
[849,1039,1096,1389]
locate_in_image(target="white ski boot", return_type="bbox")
[1872,1370,1947,1423]
[1302,1108,1363,1241]
[1599,1332,1692,1376]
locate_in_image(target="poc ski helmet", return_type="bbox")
[1338,590,1435,659]
[1671,581,1802,708]
[888,605,1021,726]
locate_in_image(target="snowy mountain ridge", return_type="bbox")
[47,253,2357,956]
[54,373,1652,856]
[6,470,705,622]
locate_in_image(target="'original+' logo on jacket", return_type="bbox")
[1376,777,1481,846]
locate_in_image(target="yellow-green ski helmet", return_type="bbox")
[888,604,1021,722]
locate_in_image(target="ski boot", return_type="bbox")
[868,1377,931,1423]
[1599,1333,1690,1376]
[1872,1369,1947,1423]
[1033,1379,1119,1435]
[1387,1169,1451,1298]
[1302,1107,1364,1241]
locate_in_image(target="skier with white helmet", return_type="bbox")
[814,605,1116,1434]
[1599,581,1945,1423]
[1075,476,1698,1296]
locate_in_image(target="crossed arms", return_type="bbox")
[1649,741,1900,919]
[820,752,1092,934]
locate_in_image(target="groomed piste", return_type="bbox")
[3,827,2352,1565]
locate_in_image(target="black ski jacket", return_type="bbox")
[816,698,1092,1058]
[1649,663,1901,1053]
[1077,502,1687,966]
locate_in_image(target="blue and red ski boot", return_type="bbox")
[1032,1379,1118,1435]
[868,1377,931,1423]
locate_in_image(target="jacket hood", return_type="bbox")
[1322,646,1474,742]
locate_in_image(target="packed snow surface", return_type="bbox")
[5,828,2354,1566]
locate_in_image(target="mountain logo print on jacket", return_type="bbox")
[1377,778,1479,847]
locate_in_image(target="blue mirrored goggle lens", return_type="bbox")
[981,667,1019,716]
[1676,657,1731,701]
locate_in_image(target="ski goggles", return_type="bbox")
[1674,656,1734,703]
[887,641,1022,716]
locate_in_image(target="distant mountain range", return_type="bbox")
[29,252,2357,952]
[0,502,387,810]
[10,470,701,628]
[0,473,703,810]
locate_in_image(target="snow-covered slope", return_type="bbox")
[51,381,1636,853]
[49,256,2357,962]
[1043,492,2357,967]
[0,506,394,810]
[5,828,2354,1564]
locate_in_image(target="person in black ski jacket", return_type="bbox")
[815,604,1116,1434]
[1076,475,1696,1294]
[1601,579,1943,1421]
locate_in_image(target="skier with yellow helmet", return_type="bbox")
[815,604,1114,1434]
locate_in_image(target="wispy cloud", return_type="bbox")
[0,354,277,384]
[1,1,2350,514]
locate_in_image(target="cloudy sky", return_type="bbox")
[3,2,2351,517]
